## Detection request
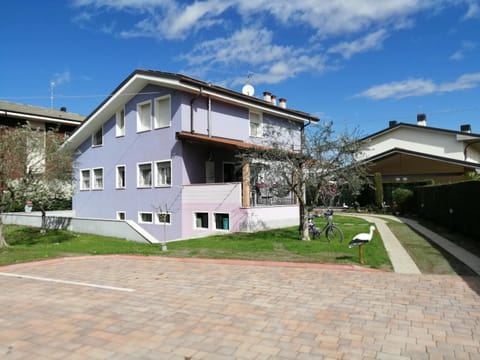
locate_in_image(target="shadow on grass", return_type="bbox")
[5,226,77,246]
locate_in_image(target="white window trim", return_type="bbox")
[213,212,230,231]
[117,211,126,220]
[249,111,263,137]
[92,167,104,190]
[154,159,172,187]
[80,169,91,191]
[92,127,103,147]
[154,95,171,129]
[116,165,126,189]
[156,212,172,225]
[137,100,152,133]
[137,161,153,188]
[193,211,209,230]
[116,109,125,137]
[138,212,154,224]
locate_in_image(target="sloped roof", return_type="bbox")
[0,100,85,125]
[63,69,319,150]
[363,147,480,170]
[361,122,480,142]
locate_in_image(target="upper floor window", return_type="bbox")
[92,127,103,146]
[116,109,125,137]
[137,162,152,188]
[92,168,104,190]
[80,169,91,190]
[116,165,126,189]
[137,101,152,132]
[249,111,262,137]
[155,160,171,187]
[154,95,171,129]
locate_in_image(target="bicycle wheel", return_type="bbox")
[326,225,344,242]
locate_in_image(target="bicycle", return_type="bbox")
[308,209,344,242]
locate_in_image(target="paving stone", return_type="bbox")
[0,256,479,359]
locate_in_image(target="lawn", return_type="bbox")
[0,215,392,270]
[387,220,477,276]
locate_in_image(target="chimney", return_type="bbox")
[417,113,427,126]
[279,98,287,109]
[460,124,471,133]
[60,106,67,112]
[389,120,397,128]
[271,95,277,106]
[263,92,271,102]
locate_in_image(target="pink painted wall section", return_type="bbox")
[240,206,299,232]
[180,183,242,239]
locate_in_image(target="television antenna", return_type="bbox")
[242,71,255,96]
[50,81,55,109]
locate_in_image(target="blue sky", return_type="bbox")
[1,0,479,135]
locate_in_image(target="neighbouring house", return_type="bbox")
[357,114,480,204]
[0,100,85,134]
[63,69,318,243]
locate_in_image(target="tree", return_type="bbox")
[0,124,74,246]
[239,121,368,241]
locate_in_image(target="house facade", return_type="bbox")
[358,115,480,203]
[64,69,318,243]
[0,100,84,134]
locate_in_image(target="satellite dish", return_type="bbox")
[242,84,255,96]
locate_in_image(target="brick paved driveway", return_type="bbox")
[0,256,479,359]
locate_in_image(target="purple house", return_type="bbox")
[64,70,318,243]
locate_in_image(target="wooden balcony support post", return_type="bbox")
[242,162,250,208]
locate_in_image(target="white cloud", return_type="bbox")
[51,70,71,86]
[180,28,326,84]
[354,73,480,100]
[450,40,476,60]
[71,0,478,88]
[327,29,388,59]
[463,0,480,19]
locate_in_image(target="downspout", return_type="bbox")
[190,87,203,133]
[207,96,212,137]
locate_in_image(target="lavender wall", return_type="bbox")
[73,83,304,242]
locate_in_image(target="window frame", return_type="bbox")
[249,111,263,137]
[116,109,125,137]
[80,169,91,190]
[137,162,153,188]
[136,100,152,132]
[154,160,172,187]
[117,211,126,220]
[214,212,230,231]
[116,165,126,189]
[156,212,171,225]
[92,127,103,147]
[154,95,171,129]
[92,167,104,190]
[194,212,209,229]
[138,212,153,224]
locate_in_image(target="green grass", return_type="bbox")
[0,216,392,270]
[386,220,477,276]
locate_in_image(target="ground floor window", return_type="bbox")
[139,212,153,223]
[156,212,171,224]
[214,213,230,230]
[194,212,209,229]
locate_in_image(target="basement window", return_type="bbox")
[194,212,209,229]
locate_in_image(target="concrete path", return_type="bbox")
[1,256,479,360]
[399,217,480,276]
[338,213,422,275]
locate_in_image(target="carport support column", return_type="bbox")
[242,163,250,208]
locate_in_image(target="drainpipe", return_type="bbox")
[207,96,212,137]
[190,87,203,133]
